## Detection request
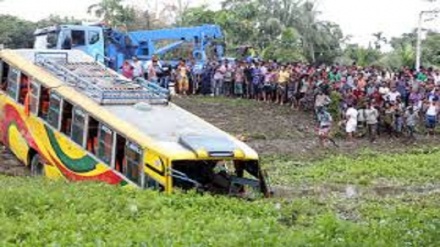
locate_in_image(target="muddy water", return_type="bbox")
[272,183,440,199]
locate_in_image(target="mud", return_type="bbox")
[0,145,29,176]
[272,183,440,199]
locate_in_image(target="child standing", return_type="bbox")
[234,62,245,97]
[404,106,418,139]
[316,107,334,147]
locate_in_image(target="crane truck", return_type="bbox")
[33,24,225,71]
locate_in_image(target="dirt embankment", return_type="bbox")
[174,96,440,160]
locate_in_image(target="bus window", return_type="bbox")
[6,67,19,101]
[47,93,61,129]
[0,61,8,91]
[97,123,114,165]
[86,116,99,154]
[39,86,50,119]
[60,100,73,136]
[18,73,30,104]
[124,141,142,186]
[114,134,126,173]
[88,31,100,45]
[71,107,86,147]
[29,80,40,115]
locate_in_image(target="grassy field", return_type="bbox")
[0,175,439,247]
[1,96,440,246]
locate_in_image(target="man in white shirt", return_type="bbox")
[345,104,358,142]
[433,70,440,86]
[131,56,144,79]
[387,87,401,102]
[425,101,438,137]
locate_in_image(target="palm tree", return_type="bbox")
[372,32,387,50]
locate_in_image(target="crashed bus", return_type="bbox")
[0,49,270,197]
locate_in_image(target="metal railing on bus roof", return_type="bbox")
[34,51,170,105]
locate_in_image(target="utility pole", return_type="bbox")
[416,11,423,71]
[416,9,439,71]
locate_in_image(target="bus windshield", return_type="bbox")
[171,160,268,198]
[34,31,60,49]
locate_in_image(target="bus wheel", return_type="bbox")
[30,154,44,176]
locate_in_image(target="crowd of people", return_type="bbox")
[121,56,440,146]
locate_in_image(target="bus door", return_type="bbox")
[123,141,143,187]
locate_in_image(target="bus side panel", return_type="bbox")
[144,150,169,191]
[0,100,133,187]
[0,95,32,164]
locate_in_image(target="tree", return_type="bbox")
[372,32,387,50]
[87,0,134,28]
[389,30,417,50]
[35,15,83,28]
[0,15,36,48]
[182,0,345,63]
[421,31,440,66]
[180,5,217,25]
[343,44,382,67]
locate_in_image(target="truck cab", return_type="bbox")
[34,25,105,63]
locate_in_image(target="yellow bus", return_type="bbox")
[0,49,270,197]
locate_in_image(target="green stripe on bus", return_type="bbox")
[45,125,97,173]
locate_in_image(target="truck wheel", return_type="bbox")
[30,154,44,176]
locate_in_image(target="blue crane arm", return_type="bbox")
[104,24,224,68]
[128,24,223,44]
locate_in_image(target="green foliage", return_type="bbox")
[372,31,387,50]
[343,44,382,67]
[421,31,440,67]
[181,0,345,64]
[0,15,35,48]
[180,6,217,26]
[389,31,417,50]
[35,14,83,28]
[328,91,342,122]
[0,14,85,49]
[263,147,440,187]
[0,172,439,246]
[348,29,440,69]
[87,0,135,28]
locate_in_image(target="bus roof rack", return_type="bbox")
[34,51,170,105]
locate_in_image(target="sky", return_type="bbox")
[0,0,439,48]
